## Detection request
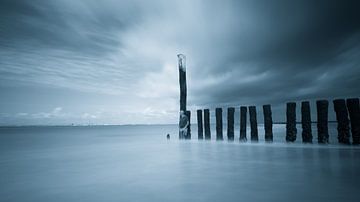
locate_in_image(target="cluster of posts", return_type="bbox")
[195,99,360,144]
[177,54,360,144]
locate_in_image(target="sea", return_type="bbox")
[0,123,359,202]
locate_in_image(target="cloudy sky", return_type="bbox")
[0,0,359,125]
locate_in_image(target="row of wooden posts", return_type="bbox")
[191,98,360,144]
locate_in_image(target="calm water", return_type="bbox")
[0,124,359,202]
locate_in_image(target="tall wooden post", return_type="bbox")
[301,101,312,143]
[197,110,203,139]
[227,107,235,141]
[346,98,360,144]
[316,100,329,143]
[178,54,190,139]
[263,105,273,142]
[204,109,211,140]
[216,108,223,140]
[249,106,258,142]
[240,106,247,141]
[286,102,297,142]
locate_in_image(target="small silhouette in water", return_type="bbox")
[166,134,170,139]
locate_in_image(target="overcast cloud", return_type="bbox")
[0,0,359,125]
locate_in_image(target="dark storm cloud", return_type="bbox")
[0,0,151,95]
[0,0,135,55]
[189,0,360,110]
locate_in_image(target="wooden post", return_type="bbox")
[240,106,247,141]
[333,99,350,144]
[263,105,273,142]
[227,107,235,141]
[177,54,190,139]
[204,109,211,140]
[249,106,258,142]
[185,110,191,139]
[316,100,329,143]
[346,98,360,144]
[197,109,203,139]
[216,108,223,140]
[286,102,297,142]
[301,101,312,143]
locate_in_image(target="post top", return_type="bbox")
[177,54,186,71]
[177,54,186,59]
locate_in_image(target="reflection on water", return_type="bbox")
[0,124,359,202]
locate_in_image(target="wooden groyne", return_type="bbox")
[193,98,360,145]
[177,54,360,145]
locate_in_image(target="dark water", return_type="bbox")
[0,124,359,202]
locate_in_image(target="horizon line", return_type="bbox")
[0,121,338,128]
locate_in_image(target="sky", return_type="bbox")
[0,0,360,125]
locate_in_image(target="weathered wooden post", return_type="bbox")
[185,110,191,139]
[240,106,247,141]
[204,109,211,140]
[316,100,329,143]
[286,102,297,142]
[333,99,350,144]
[227,107,235,141]
[346,98,360,144]
[216,108,223,140]
[301,101,312,143]
[177,54,190,139]
[263,105,273,142]
[249,106,258,142]
[197,109,203,139]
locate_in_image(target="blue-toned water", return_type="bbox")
[0,124,359,202]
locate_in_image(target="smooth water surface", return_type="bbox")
[0,124,359,202]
